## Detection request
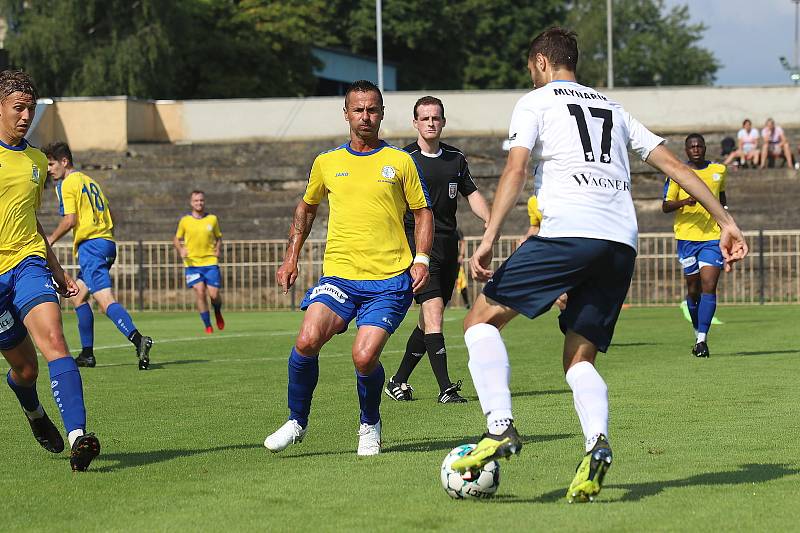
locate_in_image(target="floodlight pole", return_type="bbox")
[607,0,614,89]
[376,0,384,92]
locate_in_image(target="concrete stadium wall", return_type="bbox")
[29,85,800,151]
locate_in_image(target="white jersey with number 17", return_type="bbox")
[507,80,664,251]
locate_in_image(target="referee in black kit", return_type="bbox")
[385,96,490,404]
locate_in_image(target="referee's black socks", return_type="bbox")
[394,326,426,383]
[424,333,452,392]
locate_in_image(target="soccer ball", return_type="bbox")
[440,444,500,499]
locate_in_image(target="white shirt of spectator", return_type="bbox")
[737,127,760,153]
[507,80,664,251]
[762,125,784,146]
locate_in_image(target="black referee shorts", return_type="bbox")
[408,231,460,305]
[483,236,636,352]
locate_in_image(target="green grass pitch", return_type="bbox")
[2,305,799,531]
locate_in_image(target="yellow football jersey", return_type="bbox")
[0,140,47,275]
[303,141,430,279]
[664,163,726,241]
[176,213,222,267]
[527,195,542,227]
[57,171,115,255]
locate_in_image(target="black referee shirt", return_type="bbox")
[403,142,477,235]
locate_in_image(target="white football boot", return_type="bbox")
[357,420,381,456]
[264,420,306,452]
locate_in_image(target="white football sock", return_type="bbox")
[68,429,85,448]
[464,323,513,433]
[696,332,707,343]
[565,361,609,452]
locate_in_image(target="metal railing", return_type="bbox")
[52,230,800,311]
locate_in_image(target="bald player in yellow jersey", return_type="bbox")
[264,80,433,456]
[173,190,224,334]
[46,142,153,370]
[663,133,727,358]
[0,70,104,471]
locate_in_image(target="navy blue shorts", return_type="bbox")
[300,272,413,334]
[677,239,723,276]
[77,238,116,292]
[483,236,636,352]
[185,265,222,288]
[0,256,59,350]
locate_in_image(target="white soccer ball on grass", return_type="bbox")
[440,444,500,499]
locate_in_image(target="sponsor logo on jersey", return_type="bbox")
[0,310,15,334]
[310,283,348,303]
[335,171,349,177]
[31,164,40,184]
[572,173,630,191]
[448,182,458,199]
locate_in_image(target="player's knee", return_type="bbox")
[12,363,38,384]
[352,350,378,375]
[295,328,325,355]
[39,330,69,355]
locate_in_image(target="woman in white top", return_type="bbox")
[723,118,760,167]
[759,118,796,169]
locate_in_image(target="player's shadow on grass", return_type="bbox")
[384,432,574,454]
[145,359,211,369]
[464,389,570,402]
[501,463,798,504]
[92,443,261,472]
[730,349,800,357]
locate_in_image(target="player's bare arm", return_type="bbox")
[172,235,188,259]
[661,197,696,213]
[466,190,491,226]
[471,146,530,281]
[37,220,78,297]
[214,237,222,258]
[647,145,748,269]
[47,213,77,245]
[410,206,433,294]
[277,200,318,293]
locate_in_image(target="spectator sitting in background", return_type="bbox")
[723,119,760,168]
[760,118,796,169]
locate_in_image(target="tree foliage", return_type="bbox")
[567,0,719,87]
[0,0,719,98]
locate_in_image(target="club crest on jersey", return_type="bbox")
[448,182,458,199]
[381,166,396,178]
[31,164,40,184]
[712,173,721,181]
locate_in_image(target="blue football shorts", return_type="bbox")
[185,265,222,288]
[677,239,723,276]
[483,236,636,353]
[299,272,413,334]
[0,255,59,350]
[76,238,116,293]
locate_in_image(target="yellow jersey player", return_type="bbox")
[173,191,224,334]
[520,195,567,311]
[662,133,727,358]
[0,70,102,471]
[264,80,433,456]
[46,142,153,369]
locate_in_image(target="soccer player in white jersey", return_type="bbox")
[451,28,748,503]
